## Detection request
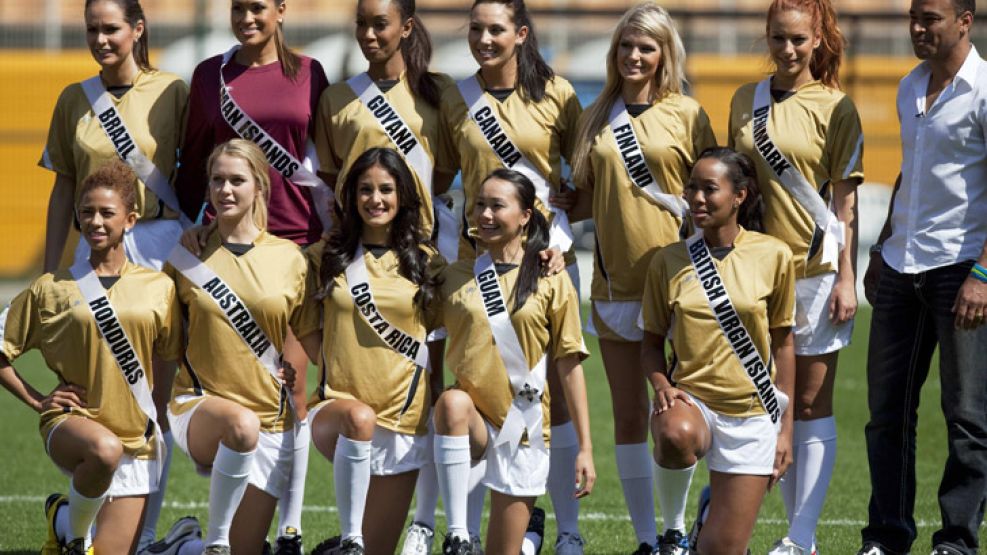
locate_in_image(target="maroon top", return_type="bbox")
[176,53,330,245]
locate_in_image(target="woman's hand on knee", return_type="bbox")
[652,385,692,415]
[41,383,88,413]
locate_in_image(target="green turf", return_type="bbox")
[0,307,979,553]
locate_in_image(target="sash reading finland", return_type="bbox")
[685,233,784,424]
[346,73,459,261]
[167,244,296,422]
[345,244,429,416]
[80,77,192,228]
[70,259,164,476]
[473,252,547,455]
[218,47,334,230]
[750,80,848,267]
[457,75,574,252]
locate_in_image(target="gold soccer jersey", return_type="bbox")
[39,70,188,221]
[729,81,864,278]
[641,229,796,417]
[1,262,181,457]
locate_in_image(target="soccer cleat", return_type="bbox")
[141,515,201,555]
[62,538,93,555]
[656,529,690,555]
[632,542,656,555]
[310,536,341,555]
[442,533,475,555]
[554,532,585,555]
[272,527,303,555]
[525,506,545,554]
[855,543,891,555]
[469,534,484,555]
[687,484,711,550]
[337,538,366,555]
[400,521,435,555]
[931,546,964,555]
[203,545,232,555]
[42,492,68,555]
[767,537,814,555]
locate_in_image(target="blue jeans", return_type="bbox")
[862,260,987,554]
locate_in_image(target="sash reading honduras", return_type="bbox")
[218,47,334,230]
[457,76,573,252]
[70,260,164,476]
[685,233,785,424]
[751,80,844,266]
[80,77,192,229]
[473,253,547,455]
[608,99,688,221]
[167,245,296,422]
[346,73,459,262]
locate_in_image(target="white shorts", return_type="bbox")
[308,401,429,476]
[74,218,182,271]
[688,394,777,476]
[168,401,295,497]
[586,300,644,342]
[793,272,854,356]
[47,421,158,498]
[479,421,550,498]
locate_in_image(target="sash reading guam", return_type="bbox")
[470,107,522,167]
[200,276,272,358]
[477,268,507,317]
[751,106,793,178]
[88,296,144,385]
[350,283,423,360]
[220,89,301,179]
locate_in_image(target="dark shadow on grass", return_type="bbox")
[0,551,38,554]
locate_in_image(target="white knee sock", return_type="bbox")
[654,462,695,533]
[54,500,71,542]
[789,417,837,550]
[334,435,372,546]
[412,459,440,528]
[139,430,174,549]
[548,422,581,536]
[205,443,255,546]
[67,481,105,548]
[278,419,310,536]
[467,458,487,538]
[521,536,540,555]
[615,443,657,545]
[435,435,471,540]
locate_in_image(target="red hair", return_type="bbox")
[767,0,845,89]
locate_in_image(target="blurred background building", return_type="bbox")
[1,0,983,278]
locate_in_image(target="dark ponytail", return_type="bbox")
[396,1,441,107]
[481,169,550,312]
[696,147,765,233]
[273,0,301,80]
[86,0,153,71]
[472,0,554,102]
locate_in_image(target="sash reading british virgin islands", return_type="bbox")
[457,76,574,252]
[473,252,547,454]
[751,80,845,266]
[685,233,786,424]
[80,77,191,228]
[218,47,334,229]
[346,73,459,261]
[608,99,688,221]
[70,260,164,475]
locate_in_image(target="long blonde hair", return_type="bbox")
[570,2,687,186]
[206,139,272,231]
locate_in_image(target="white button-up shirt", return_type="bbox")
[884,45,987,274]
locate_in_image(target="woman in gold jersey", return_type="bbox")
[728,1,863,551]
[0,161,181,555]
[642,148,796,555]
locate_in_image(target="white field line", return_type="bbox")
[0,495,969,529]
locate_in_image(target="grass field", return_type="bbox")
[0,307,979,554]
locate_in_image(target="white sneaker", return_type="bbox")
[554,532,585,555]
[141,516,201,555]
[401,522,435,555]
[767,537,812,555]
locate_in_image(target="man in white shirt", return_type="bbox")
[859,0,987,553]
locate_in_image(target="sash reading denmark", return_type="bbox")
[685,234,783,423]
[751,80,845,266]
[457,76,574,252]
[218,47,334,230]
[346,73,459,261]
[70,260,164,474]
[473,252,547,455]
[81,77,192,228]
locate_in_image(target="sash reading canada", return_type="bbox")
[685,234,781,423]
[473,253,547,454]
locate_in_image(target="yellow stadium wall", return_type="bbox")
[0,50,911,278]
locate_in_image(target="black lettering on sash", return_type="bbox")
[477,269,507,316]
[88,295,144,385]
[752,104,793,177]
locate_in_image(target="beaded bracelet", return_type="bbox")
[972,263,987,283]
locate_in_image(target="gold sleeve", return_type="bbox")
[547,275,589,361]
[768,245,797,329]
[434,93,461,175]
[0,284,43,362]
[38,86,77,180]
[154,281,184,362]
[641,252,671,336]
[693,106,718,157]
[314,89,340,178]
[828,95,865,184]
[557,80,584,163]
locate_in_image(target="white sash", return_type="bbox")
[344,244,429,370]
[457,76,573,252]
[685,233,785,424]
[218,47,334,230]
[607,99,687,220]
[346,73,459,261]
[167,245,295,420]
[80,76,191,229]
[472,252,547,454]
[70,260,164,472]
[751,80,843,266]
